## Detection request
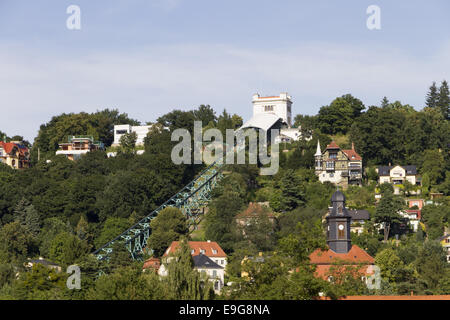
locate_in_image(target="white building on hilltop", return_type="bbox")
[240,93,308,143]
[252,93,292,127]
[112,124,152,146]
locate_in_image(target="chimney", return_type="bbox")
[352,142,355,150]
[207,240,211,243]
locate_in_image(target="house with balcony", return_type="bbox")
[55,136,104,161]
[315,141,363,188]
[0,141,30,169]
[376,165,421,195]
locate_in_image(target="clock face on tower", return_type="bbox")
[338,224,344,230]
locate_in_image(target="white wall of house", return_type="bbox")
[252,93,292,127]
[113,124,152,146]
[318,170,345,184]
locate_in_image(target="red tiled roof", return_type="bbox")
[326,141,340,149]
[236,202,275,220]
[0,142,17,154]
[142,257,161,271]
[309,245,375,265]
[342,149,362,161]
[163,241,227,258]
[314,264,375,280]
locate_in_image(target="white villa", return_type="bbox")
[112,124,153,147]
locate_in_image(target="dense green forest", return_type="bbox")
[0,81,449,299]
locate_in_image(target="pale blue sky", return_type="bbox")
[1,0,449,140]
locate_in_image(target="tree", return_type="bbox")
[193,105,217,127]
[0,222,34,265]
[119,131,137,154]
[13,198,41,237]
[317,94,365,135]
[87,264,165,300]
[278,218,326,265]
[414,241,448,292]
[374,188,404,241]
[95,217,130,249]
[164,238,214,300]
[204,185,244,252]
[49,232,90,267]
[437,80,450,120]
[420,149,445,185]
[147,207,188,257]
[426,81,439,109]
[381,96,390,108]
[375,248,411,283]
[279,169,305,211]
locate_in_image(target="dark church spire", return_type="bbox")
[326,190,352,253]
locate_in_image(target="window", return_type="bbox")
[329,153,337,159]
[264,105,274,112]
[213,270,217,278]
[212,249,217,254]
[116,130,128,134]
[338,224,345,239]
[200,249,205,254]
[191,249,195,254]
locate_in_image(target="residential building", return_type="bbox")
[26,257,61,272]
[348,210,370,235]
[377,165,420,186]
[142,257,161,273]
[315,141,363,188]
[235,202,276,228]
[399,210,421,232]
[112,124,152,146]
[55,136,104,160]
[439,234,450,263]
[309,191,376,284]
[193,254,225,293]
[158,240,227,293]
[240,252,267,279]
[0,141,30,169]
[407,199,424,210]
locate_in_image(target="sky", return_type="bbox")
[0,0,449,141]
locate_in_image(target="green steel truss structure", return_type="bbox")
[93,161,224,261]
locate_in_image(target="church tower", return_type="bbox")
[326,190,352,253]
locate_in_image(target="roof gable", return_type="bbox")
[309,245,375,265]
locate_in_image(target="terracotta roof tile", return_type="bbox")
[342,149,362,161]
[163,241,227,258]
[236,202,275,220]
[309,245,375,265]
[326,141,340,149]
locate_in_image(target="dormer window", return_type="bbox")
[200,249,205,254]
[212,249,217,254]
[191,249,195,254]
